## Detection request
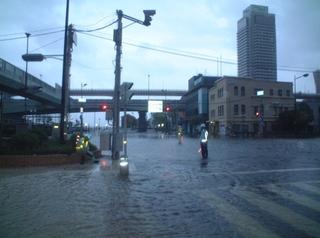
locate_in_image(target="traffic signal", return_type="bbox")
[100,103,109,111]
[164,105,172,112]
[143,10,156,26]
[255,112,260,117]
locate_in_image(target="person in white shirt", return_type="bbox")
[199,123,208,159]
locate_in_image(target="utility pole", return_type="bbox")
[60,21,75,143]
[111,9,156,160]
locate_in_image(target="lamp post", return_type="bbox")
[24,32,31,122]
[294,73,309,110]
[294,73,309,133]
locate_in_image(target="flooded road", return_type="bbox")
[1,135,320,237]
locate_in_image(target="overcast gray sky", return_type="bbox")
[1,0,319,125]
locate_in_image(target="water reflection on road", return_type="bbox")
[1,135,320,237]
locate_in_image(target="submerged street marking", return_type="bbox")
[233,189,320,238]
[197,190,281,238]
[292,182,320,196]
[264,184,320,213]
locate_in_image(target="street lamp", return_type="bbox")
[294,73,309,133]
[24,32,31,122]
[294,73,309,95]
[294,73,309,112]
[22,54,63,61]
[21,18,75,145]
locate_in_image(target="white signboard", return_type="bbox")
[148,100,163,113]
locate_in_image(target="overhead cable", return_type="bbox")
[75,19,118,33]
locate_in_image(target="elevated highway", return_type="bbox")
[0,58,61,107]
[70,89,186,97]
[4,99,186,116]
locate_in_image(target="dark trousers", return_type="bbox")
[200,142,208,159]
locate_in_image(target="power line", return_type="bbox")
[0,26,64,38]
[75,19,118,33]
[0,29,64,42]
[31,29,64,37]
[77,32,316,73]
[123,22,136,29]
[30,37,64,53]
[0,35,26,41]
[74,14,115,28]
[91,31,237,63]
[72,59,113,71]
[78,32,234,64]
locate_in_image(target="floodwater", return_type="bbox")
[1,135,320,237]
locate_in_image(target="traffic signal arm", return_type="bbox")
[122,10,156,27]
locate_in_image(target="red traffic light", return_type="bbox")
[164,105,172,112]
[100,103,109,111]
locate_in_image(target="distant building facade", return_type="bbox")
[237,5,277,81]
[180,74,220,135]
[209,76,294,136]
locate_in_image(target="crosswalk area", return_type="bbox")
[195,181,320,238]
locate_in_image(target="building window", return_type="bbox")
[218,105,224,116]
[234,104,239,115]
[270,89,274,96]
[218,88,224,97]
[234,86,238,96]
[278,89,283,96]
[241,86,245,96]
[241,105,246,115]
[286,89,290,97]
[211,110,216,118]
[210,94,215,102]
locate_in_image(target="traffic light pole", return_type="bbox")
[111,9,155,160]
[112,10,123,160]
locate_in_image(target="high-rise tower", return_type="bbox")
[237,5,277,81]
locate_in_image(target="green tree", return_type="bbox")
[151,113,167,131]
[276,102,314,134]
[296,102,314,133]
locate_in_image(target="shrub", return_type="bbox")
[30,128,48,145]
[11,131,40,151]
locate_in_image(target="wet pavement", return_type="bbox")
[1,133,320,237]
